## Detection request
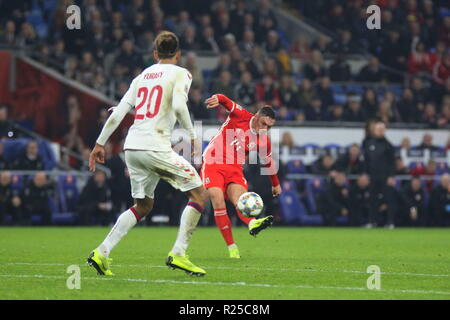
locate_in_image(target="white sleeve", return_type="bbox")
[172,68,196,139]
[96,78,137,146]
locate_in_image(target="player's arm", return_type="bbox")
[173,69,196,140]
[89,78,137,172]
[258,139,282,197]
[205,94,249,118]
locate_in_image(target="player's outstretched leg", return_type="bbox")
[87,198,152,276]
[227,184,274,237]
[166,186,207,276]
[208,187,240,258]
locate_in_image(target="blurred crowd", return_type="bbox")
[0,0,449,132]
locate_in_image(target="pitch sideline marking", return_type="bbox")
[2,262,450,278]
[0,273,450,297]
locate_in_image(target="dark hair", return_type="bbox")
[154,31,179,59]
[257,105,276,120]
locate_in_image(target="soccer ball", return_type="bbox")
[237,192,264,217]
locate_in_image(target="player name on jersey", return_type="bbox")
[143,72,164,80]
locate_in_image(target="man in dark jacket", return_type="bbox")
[334,144,365,176]
[349,174,371,226]
[362,121,396,227]
[78,170,113,226]
[0,142,8,170]
[320,172,350,225]
[22,172,54,225]
[401,177,427,226]
[12,140,45,171]
[428,174,450,226]
[0,171,22,225]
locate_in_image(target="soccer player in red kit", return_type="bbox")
[202,93,282,258]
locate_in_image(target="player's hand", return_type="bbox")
[89,143,105,172]
[204,95,219,109]
[272,185,282,197]
[191,138,202,158]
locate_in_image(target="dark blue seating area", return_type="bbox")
[2,138,57,170]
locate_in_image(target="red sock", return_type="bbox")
[214,208,234,246]
[236,208,255,225]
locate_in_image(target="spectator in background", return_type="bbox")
[377,100,397,123]
[311,154,335,175]
[349,174,371,226]
[234,71,256,106]
[401,177,427,226]
[421,102,438,128]
[211,70,235,100]
[183,52,203,90]
[189,88,210,120]
[22,172,54,225]
[344,94,366,122]
[0,105,17,139]
[362,121,396,228]
[104,142,132,214]
[315,77,334,108]
[12,140,44,171]
[358,57,384,82]
[361,88,378,120]
[408,41,434,75]
[278,74,296,109]
[255,74,281,108]
[320,172,350,226]
[329,54,351,82]
[290,34,311,60]
[428,173,450,226]
[0,171,22,225]
[394,157,409,175]
[199,26,220,54]
[334,144,364,175]
[0,143,8,170]
[115,39,144,75]
[327,104,345,122]
[295,79,315,110]
[87,107,110,148]
[302,50,327,82]
[0,20,17,45]
[437,103,450,128]
[179,25,200,51]
[397,88,419,122]
[78,170,113,226]
[417,133,439,152]
[305,97,326,121]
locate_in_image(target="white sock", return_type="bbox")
[228,243,237,249]
[97,208,139,257]
[171,203,202,256]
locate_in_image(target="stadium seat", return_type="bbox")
[305,178,325,215]
[435,162,449,175]
[279,189,323,225]
[58,175,79,213]
[2,138,56,170]
[286,160,306,174]
[408,161,425,171]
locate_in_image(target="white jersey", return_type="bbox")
[96,63,194,152]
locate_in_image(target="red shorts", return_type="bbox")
[200,163,248,195]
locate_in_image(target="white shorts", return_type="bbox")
[125,150,203,199]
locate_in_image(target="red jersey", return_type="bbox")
[202,94,280,187]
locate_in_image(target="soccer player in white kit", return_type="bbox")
[87,31,208,276]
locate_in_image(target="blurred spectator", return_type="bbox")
[334,144,364,175]
[278,75,296,109]
[0,171,22,225]
[397,88,419,122]
[22,172,54,225]
[417,133,439,152]
[12,140,44,171]
[211,70,235,100]
[428,173,450,226]
[255,74,281,108]
[432,53,450,86]
[115,39,144,75]
[234,71,256,106]
[358,57,384,82]
[88,107,110,148]
[290,35,311,59]
[377,100,397,123]
[311,154,335,175]
[189,88,210,120]
[401,177,427,226]
[328,55,352,82]
[302,50,327,82]
[199,26,220,54]
[104,142,132,214]
[361,88,379,120]
[78,170,113,226]
[183,52,203,90]
[320,172,350,225]
[305,97,326,121]
[408,41,434,75]
[394,157,409,175]
[0,20,17,45]
[362,121,396,227]
[0,142,7,170]
[327,104,345,122]
[344,94,366,122]
[295,79,315,110]
[179,25,200,51]
[0,105,17,139]
[315,77,334,108]
[349,174,371,226]
[280,131,294,150]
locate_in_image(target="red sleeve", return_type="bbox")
[216,94,236,112]
[258,137,280,187]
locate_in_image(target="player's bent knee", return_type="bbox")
[187,187,208,211]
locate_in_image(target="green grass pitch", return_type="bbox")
[0,226,449,300]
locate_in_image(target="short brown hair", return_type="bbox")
[154,31,179,59]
